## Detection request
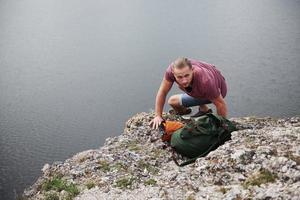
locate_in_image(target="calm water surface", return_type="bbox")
[0,0,299,199]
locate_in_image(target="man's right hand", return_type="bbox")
[149,116,164,129]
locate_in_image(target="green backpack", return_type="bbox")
[170,113,236,166]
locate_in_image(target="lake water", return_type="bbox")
[0,0,299,199]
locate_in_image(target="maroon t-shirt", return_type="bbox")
[164,59,227,100]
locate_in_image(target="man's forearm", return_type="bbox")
[216,104,228,118]
[155,91,166,117]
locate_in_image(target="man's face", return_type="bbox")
[172,66,193,88]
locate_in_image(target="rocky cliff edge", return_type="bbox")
[23,113,300,200]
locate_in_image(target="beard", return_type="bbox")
[184,85,192,93]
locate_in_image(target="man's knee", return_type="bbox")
[168,95,181,106]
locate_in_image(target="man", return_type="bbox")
[150,57,228,129]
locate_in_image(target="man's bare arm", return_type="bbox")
[149,78,173,129]
[155,78,173,117]
[211,94,228,118]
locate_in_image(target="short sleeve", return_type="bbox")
[164,65,175,82]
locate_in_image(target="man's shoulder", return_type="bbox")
[164,64,175,82]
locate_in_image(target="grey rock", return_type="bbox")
[23,113,300,200]
[41,163,50,174]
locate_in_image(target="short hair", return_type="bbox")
[171,57,192,70]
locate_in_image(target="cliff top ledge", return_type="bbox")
[23,113,300,200]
